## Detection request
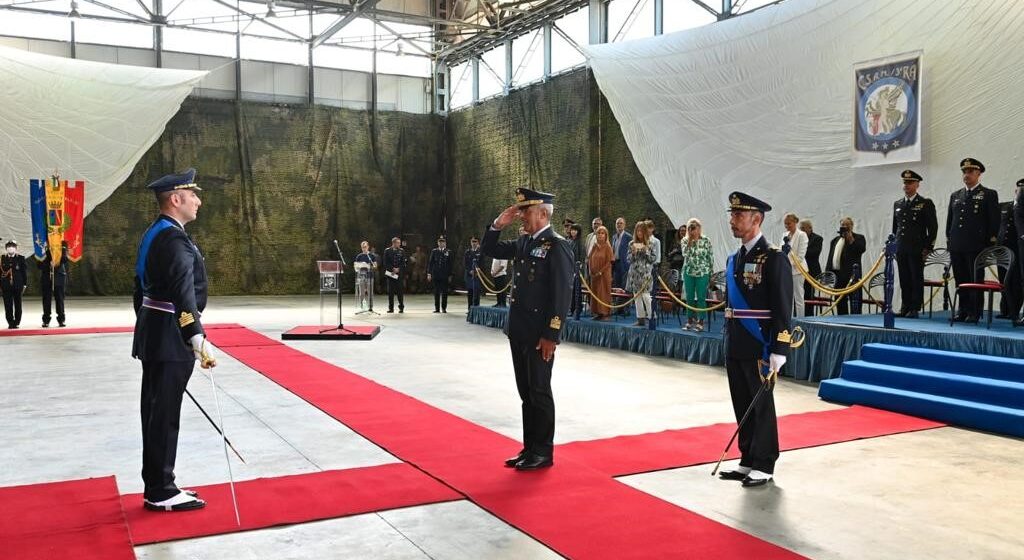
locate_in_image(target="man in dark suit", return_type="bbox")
[798,220,822,316]
[464,236,482,310]
[611,217,632,290]
[947,158,1000,323]
[382,237,406,313]
[717,191,793,488]
[132,168,215,512]
[825,217,867,315]
[1014,179,1024,327]
[427,235,453,313]
[997,193,1021,321]
[892,170,938,318]
[38,242,69,327]
[1,240,28,328]
[481,187,573,471]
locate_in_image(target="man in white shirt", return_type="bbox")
[490,256,509,307]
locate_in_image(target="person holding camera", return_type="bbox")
[825,217,866,315]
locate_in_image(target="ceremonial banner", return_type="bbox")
[852,51,922,167]
[29,177,86,262]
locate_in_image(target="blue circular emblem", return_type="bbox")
[858,77,915,142]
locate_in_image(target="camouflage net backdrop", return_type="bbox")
[67,68,669,295]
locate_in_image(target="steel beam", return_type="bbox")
[311,0,382,48]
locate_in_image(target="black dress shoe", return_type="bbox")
[904,311,919,319]
[895,309,908,317]
[952,315,968,323]
[964,315,979,324]
[514,453,553,471]
[717,470,749,481]
[504,450,526,468]
[741,476,772,488]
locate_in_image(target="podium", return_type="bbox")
[280,259,380,340]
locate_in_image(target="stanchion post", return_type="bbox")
[850,263,863,314]
[883,233,897,329]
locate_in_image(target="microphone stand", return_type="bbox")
[320,241,356,334]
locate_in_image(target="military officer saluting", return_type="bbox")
[892,170,938,318]
[946,158,1000,323]
[482,187,573,471]
[133,168,216,512]
[717,192,793,488]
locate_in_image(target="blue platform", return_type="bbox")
[819,343,1024,438]
[467,306,725,365]
[790,311,1024,381]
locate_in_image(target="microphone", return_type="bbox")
[333,239,347,266]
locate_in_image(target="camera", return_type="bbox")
[838,226,849,235]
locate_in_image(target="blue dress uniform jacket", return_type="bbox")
[726,236,794,359]
[427,248,453,277]
[947,185,999,252]
[481,224,574,344]
[132,215,208,362]
[893,195,938,252]
[0,254,28,290]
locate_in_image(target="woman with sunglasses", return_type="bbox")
[680,218,714,331]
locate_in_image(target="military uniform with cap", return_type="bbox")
[428,236,453,312]
[892,169,937,317]
[481,187,573,470]
[719,192,793,487]
[997,187,1022,320]
[464,237,482,309]
[132,168,210,511]
[947,158,1000,322]
[1013,179,1024,326]
[1,240,28,328]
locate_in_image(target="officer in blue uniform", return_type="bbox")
[1,240,28,328]
[132,168,215,512]
[38,242,69,327]
[428,235,453,313]
[997,192,1021,321]
[1014,179,1024,327]
[947,158,999,323]
[481,187,573,471]
[464,236,482,310]
[717,192,793,488]
[892,170,938,318]
[382,237,406,313]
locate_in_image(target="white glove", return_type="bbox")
[189,334,217,369]
[769,353,787,375]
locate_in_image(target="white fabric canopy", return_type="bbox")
[586,0,1024,285]
[0,44,206,246]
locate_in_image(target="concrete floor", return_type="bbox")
[2,294,1022,559]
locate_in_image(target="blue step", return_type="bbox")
[839,360,1024,410]
[860,343,1024,383]
[819,378,1024,438]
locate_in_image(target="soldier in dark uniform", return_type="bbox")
[382,237,406,313]
[1,240,28,328]
[997,190,1022,321]
[1014,179,1024,327]
[947,158,1000,323]
[427,235,453,313]
[892,170,938,318]
[38,242,69,327]
[132,168,215,512]
[481,187,573,471]
[717,192,793,488]
[464,236,482,310]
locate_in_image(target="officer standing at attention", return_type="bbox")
[482,187,573,471]
[892,170,938,318]
[428,235,453,313]
[1,240,28,328]
[464,236,482,310]
[382,236,406,313]
[716,192,793,488]
[132,168,215,512]
[947,158,999,323]
[39,241,69,327]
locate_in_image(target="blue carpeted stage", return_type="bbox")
[468,306,1024,384]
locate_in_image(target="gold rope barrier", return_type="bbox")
[655,275,727,313]
[474,267,512,294]
[791,250,885,296]
[578,271,651,309]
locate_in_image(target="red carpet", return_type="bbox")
[122,463,461,545]
[559,406,946,477]
[0,476,135,560]
[207,326,807,559]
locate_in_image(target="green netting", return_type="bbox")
[70,68,667,295]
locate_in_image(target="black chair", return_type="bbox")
[950,246,1014,329]
[923,248,952,318]
[860,273,887,313]
[805,271,837,316]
